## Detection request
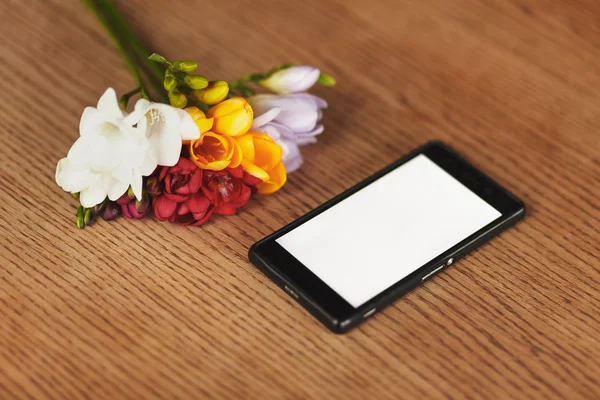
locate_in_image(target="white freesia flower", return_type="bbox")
[55,88,199,208]
[259,65,320,94]
[126,98,200,167]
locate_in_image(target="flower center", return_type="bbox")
[208,175,236,203]
[149,109,164,125]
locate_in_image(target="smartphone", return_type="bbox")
[249,141,525,333]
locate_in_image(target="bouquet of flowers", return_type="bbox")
[55,0,335,229]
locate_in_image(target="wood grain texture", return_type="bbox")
[1,0,599,398]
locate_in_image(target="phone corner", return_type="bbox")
[328,320,350,335]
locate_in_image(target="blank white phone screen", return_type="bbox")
[276,154,501,308]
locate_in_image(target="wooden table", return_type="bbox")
[1,0,599,398]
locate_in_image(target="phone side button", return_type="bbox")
[422,264,445,281]
[284,285,299,299]
[363,308,376,319]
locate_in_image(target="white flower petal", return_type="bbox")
[131,170,143,201]
[139,154,158,176]
[154,130,181,166]
[96,88,123,122]
[141,104,184,166]
[79,175,107,208]
[111,163,133,185]
[79,107,109,137]
[104,175,129,201]
[55,159,94,193]
[55,158,68,185]
[123,98,151,127]
[177,109,200,140]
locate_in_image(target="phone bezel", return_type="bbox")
[249,141,525,333]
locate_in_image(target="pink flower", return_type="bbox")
[116,193,150,219]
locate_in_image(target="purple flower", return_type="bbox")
[248,94,327,173]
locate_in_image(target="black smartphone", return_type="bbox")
[249,141,525,333]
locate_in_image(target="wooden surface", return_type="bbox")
[1,0,599,398]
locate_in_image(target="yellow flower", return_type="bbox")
[207,97,253,137]
[192,81,229,105]
[189,131,242,171]
[235,132,287,194]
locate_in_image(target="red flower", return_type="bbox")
[160,157,203,202]
[152,158,213,226]
[202,166,252,215]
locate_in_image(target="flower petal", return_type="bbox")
[96,88,123,122]
[253,135,283,171]
[241,159,270,182]
[139,154,158,176]
[296,124,324,145]
[252,107,281,128]
[178,109,201,140]
[131,170,143,200]
[288,93,328,109]
[55,158,94,193]
[282,141,303,173]
[144,104,184,166]
[79,107,106,137]
[153,195,177,221]
[104,175,129,201]
[79,175,107,207]
[257,161,287,194]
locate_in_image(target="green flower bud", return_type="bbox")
[169,89,188,108]
[84,208,94,226]
[317,73,336,86]
[76,206,85,229]
[163,75,177,91]
[184,75,209,90]
[173,60,198,72]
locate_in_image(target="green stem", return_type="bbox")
[100,0,165,85]
[84,0,149,99]
[119,87,142,110]
[230,73,263,89]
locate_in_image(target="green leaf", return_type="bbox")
[148,53,171,65]
[317,73,336,86]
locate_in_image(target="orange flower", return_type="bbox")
[189,131,243,171]
[235,132,287,194]
[207,97,253,137]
